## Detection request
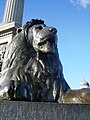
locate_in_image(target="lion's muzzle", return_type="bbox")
[32,25,57,53]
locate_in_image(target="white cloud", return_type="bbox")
[70,0,90,8]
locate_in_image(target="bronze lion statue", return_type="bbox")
[0,19,70,102]
[0,19,89,103]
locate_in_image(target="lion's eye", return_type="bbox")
[35,26,43,30]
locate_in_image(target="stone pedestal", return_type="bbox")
[0,22,21,72]
[0,22,20,44]
[0,101,90,120]
[0,0,25,71]
[0,0,25,72]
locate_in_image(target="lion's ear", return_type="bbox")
[16,27,23,34]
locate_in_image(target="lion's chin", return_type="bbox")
[38,44,55,53]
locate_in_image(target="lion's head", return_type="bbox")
[21,19,57,53]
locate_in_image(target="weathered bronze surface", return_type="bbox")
[0,19,70,102]
[62,89,90,104]
[0,19,90,104]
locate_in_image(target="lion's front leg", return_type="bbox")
[0,80,14,100]
[0,79,32,101]
[13,80,32,101]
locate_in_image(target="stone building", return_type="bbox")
[80,80,90,89]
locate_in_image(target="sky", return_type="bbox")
[0,0,90,89]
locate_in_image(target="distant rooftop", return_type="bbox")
[80,80,89,89]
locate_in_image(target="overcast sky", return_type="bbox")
[0,0,90,89]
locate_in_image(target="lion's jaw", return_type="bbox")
[32,25,57,53]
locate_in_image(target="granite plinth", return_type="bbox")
[0,100,90,120]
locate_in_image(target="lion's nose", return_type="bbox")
[49,28,57,34]
[49,28,54,32]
